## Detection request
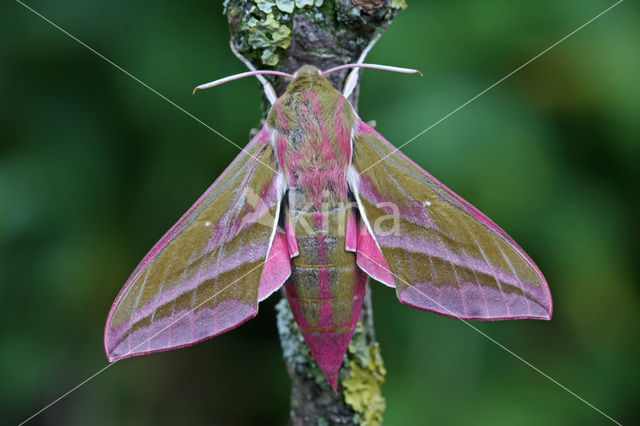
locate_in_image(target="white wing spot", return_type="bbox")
[423,200,432,207]
[204,221,212,227]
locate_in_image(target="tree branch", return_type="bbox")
[224,1,405,423]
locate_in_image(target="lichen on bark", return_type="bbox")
[225,0,405,94]
[343,324,387,425]
[224,1,406,424]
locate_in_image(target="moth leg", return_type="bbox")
[229,40,277,104]
[342,25,388,99]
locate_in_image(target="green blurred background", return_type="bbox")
[2,1,638,425]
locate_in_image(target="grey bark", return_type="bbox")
[224,1,404,424]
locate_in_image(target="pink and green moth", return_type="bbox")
[104,40,553,392]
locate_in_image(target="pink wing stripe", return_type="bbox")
[355,221,395,287]
[377,235,525,288]
[108,301,257,361]
[106,243,269,350]
[397,280,550,321]
[258,230,291,301]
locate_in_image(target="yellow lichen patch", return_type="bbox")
[342,323,386,425]
[244,12,291,65]
[391,0,408,9]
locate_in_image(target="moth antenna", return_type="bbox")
[193,70,294,99]
[334,64,422,99]
[322,63,422,77]
[229,40,279,104]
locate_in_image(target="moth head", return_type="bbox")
[283,65,334,95]
[293,65,322,79]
